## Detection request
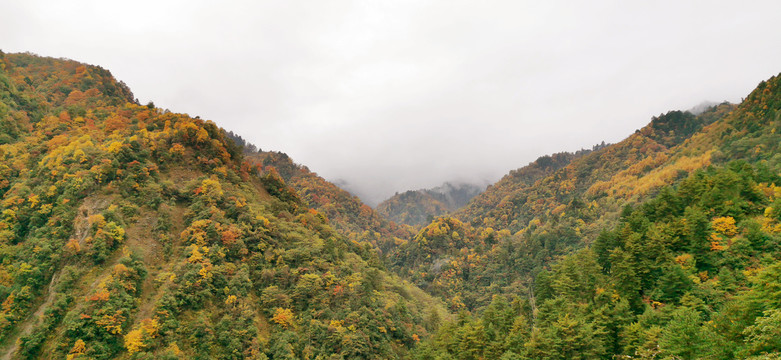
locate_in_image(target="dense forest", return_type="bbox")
[0,52,445,359]
[1,51,780,359]
[404,75,781,358]
[246,151,415,255]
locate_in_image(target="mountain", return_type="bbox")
[5,49,781,360]
[390,104,736,310]
[376,182,485,227]
[0,52,446,359]
[245,151,415,254]
[409,75,781,358]
[688,100,721,115]
[455,108,729,234]
[453,145,603,231]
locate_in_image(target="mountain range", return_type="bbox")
[1,51,780,359]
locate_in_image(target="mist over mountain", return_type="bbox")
[376,182,487,227]
[3,1,781,358]
[688,100,723,115]
[2,47,781,359]
[5,1,780,209]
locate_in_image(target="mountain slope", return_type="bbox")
[456,108,729,233]
[416,161,781,359]
[390,96,767,310]
[376,182,485,228]
[246,151,415,254]
[0,52,445,359]
[454,148,597,230]
[410,74,781,358]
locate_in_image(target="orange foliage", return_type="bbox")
[104,114,130,132]
[271,307,295,328]
[65,238,81,254]
[88,288,110,302]
[221,228,239,246]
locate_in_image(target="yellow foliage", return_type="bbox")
[756,183,781,199]
[88,214,106,228]
[214,166,228,177]
[712,216,738,236]
[124,329,145,354]
[233,196,247,208]
[167,343,182,356]
[199,177,224,199]
[66,339,86,360]
[188,244,205,263]
[674,254,695,270]
[2,292,15,312]
[199,263,213,280]
[271,307,295,328]
[196,127,210,143]
[95,310,125,334]
[124,317,161,353]
[105,222,125,243]
[105,141,124,153]
[141,318,160,337]
[255,215,271,228]
[181,219,220,246]
[27,194,40,208]
[0,268,11,287]
[588,151,712,198]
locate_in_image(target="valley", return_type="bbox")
[0,51,780,359]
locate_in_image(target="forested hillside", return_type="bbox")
[415,160,781,360]
[0,52,446,359]
[2,49,780,360]
[455,108,729,233]
[408,74,781,358]
[387,103,740,310]
[377,183,484,228]
[246,151,415,254]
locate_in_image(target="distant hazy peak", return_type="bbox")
[687,100,725,115]
[375,181,487,227]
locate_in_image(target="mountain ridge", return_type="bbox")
[0,51,445,359]
[376,182,486,227]
[3,50,781,359]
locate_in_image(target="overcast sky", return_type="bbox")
[2,1,781,205]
